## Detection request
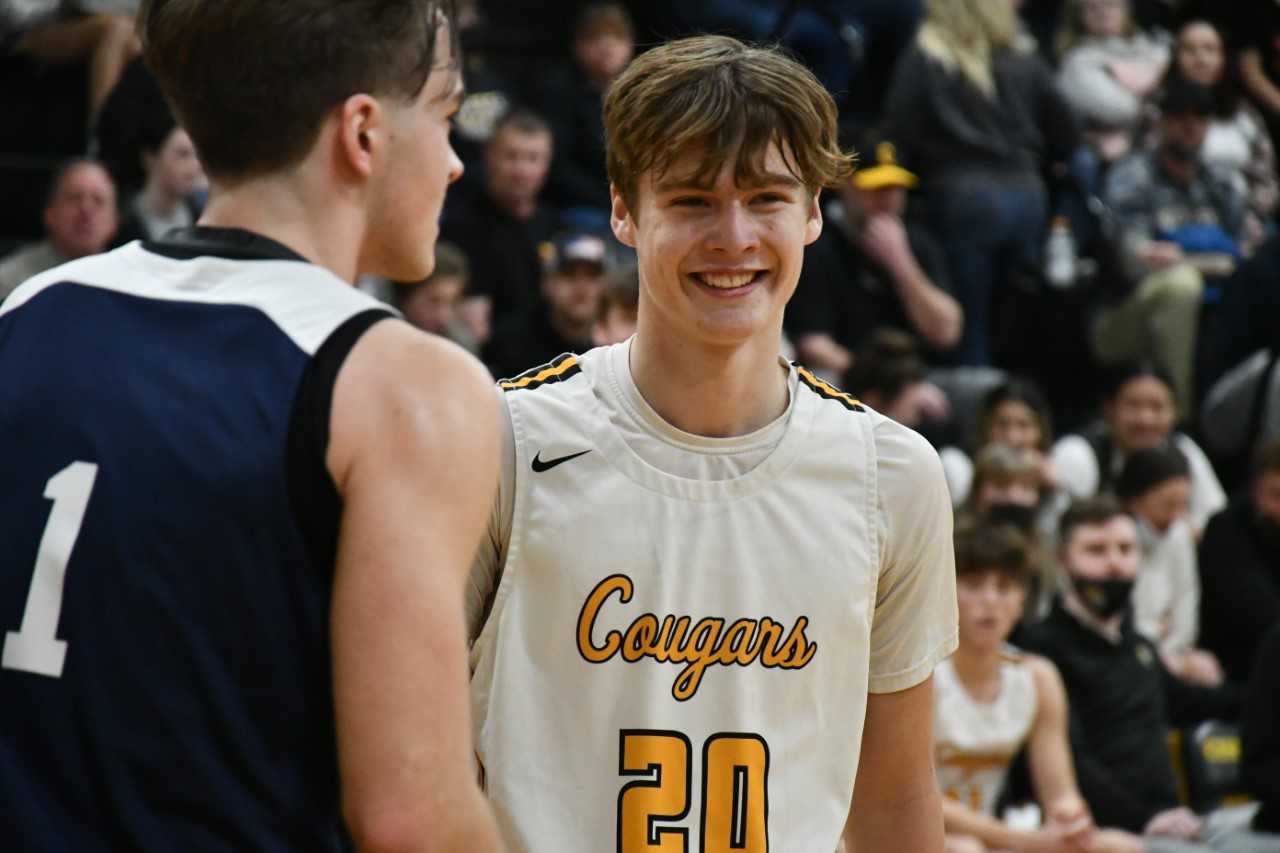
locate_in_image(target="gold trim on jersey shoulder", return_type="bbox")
[794,364,865,412]
[499,352,582,391]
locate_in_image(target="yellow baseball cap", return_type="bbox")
[852,141,918,190]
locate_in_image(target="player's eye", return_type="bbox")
[672,196,708,207]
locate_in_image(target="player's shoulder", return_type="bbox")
[793,362,866,415]
[497,350,587,393]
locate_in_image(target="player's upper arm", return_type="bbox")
[869,416,958,694]
[326,320,503,849]
[1025,653,1082,811]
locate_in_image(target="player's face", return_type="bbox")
[611,141,822,351]
[1106,376,1174,453]
[956,570,1026,651]
[1129,475,1190,533]
[367,35,465,282]
[44,163,118,259]
[987,400,1041,451]
[1062,516,1139,583]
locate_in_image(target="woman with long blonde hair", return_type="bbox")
[883,0,1079,367]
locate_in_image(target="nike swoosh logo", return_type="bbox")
[531,449,592,472]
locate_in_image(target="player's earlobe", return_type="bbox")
[804,189,823,245]
[338,94,380,179]
[610,184,637,248]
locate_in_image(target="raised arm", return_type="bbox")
[328,321,505,853]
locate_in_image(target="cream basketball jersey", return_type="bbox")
[934,652,1038,815]
[469,340,957,852]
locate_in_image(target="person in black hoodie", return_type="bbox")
[1244,621,1280,835]
[1021,497,1280,850]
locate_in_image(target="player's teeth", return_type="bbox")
[701,273,755,289]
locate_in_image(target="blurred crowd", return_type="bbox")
[2,0,1280,848]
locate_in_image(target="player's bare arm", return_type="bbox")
[329,321,505,852]
[843,678,946,852]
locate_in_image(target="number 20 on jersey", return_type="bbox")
[618,730,769,852]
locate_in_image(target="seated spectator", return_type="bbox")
[1056,0,1169,164]
[1052,364,1227,534]
[845,328,949,433]
[941,377,1058,506]
[1020,498,1270,850]
[483,231,607,380]
[112,123,206,246]
[1243,621,1280,835]
[788,138,962,379]
[1117,445,1225,686]
[538,3,633,222]
[1094,78,1247,417]
[883,0,1078,366]
[938,520,1143,853]
[1230,2,1280,151]
[1141,20,1277,254]
[394,241,476,352]
[1198,439,1280,684]
[4,3,139,124]
[0,158,117,301]
[442,108,558,335]
[591,262,637,346]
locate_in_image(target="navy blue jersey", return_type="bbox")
[0,228,393,852]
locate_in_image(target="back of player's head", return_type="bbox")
[603,35,856,210]
[138,0,458,182]
[953,520,1033,586]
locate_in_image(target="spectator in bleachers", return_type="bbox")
[938,520,1143,853]
[845,327,949,432]
[442,108,558,336]
[1051,364,1227,534]
[1243,621,1280,835]
[941,377,1058,507]
[1019,497,1270,851]
[1141,19,1277,255]
[0,158,117,301]
[111,123,206,246]
[883,0,1078,366]
[483,230,606,380]
[1117,445,1225,687]
[591,262,637,347]
[1056,0,1169,165]
[394,241,476,353]
[1094,78,1246,418]
[1231,2,1280,151]
[1198,439,1280,685]
[3,4,139,124]
[788,138,961,381]
[538,3,632,223]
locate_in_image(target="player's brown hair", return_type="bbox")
[954,520,1034,585]
[603,35,856,212]
[137,0,458,181]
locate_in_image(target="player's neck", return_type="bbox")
[950,644,1003,702]
[628,330,788,438]
[198,175,364,283]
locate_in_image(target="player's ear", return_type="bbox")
[804,189,823,246]
[337,94,382,180]
[610,184,637,248]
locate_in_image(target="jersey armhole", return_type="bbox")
[285,308,396,574]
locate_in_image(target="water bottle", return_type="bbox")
[1044,216,1077,289]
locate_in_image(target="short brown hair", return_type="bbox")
[954,520,1033,585]
[1058,495,1130,547]
[139,0,458,181]
[603,35,856,211]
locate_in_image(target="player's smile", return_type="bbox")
[687,267,769,296]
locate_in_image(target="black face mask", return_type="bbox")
[1071,577,1134,620]
[986,502,1037,532]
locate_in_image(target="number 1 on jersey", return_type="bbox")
[3,461,98,678]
